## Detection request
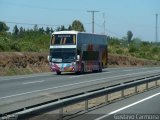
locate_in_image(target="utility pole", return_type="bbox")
[103,12,106,34]
[87,10,99,33]
[155,14,158,43]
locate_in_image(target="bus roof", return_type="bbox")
[52,31,79,35]
[52,31,107,36]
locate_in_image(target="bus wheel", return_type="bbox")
[56,71,61,75]
[99,63,102,72]
[80,64,84,74]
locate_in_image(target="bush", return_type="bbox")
[116,48,124,54]
[0,37,11,51]
[152,47,160,54]
[10,41,21,51]
[108,38,120,46]
[129,45,139,53]
[27,44,39,52]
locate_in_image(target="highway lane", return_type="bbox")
[0,67,160,114]
[0,67,158,98]
[71,87,160,120]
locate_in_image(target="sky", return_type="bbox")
[0,0,160,42]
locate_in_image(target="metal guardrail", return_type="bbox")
[1,74,160,120]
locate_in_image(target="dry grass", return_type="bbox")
[0,52,50,76]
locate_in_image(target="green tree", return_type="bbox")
[60,25,66,31]
[13,25,19,35]
[19,27,25,36]
[132,37,142,48]
[50,28,54,33]
[0,21,9,32]
[45,27,50,34]
[56,26,61,31]
[127,30,133,44]
[56,25,66,31]
[34,24,38,32]
[71,20,85,32]
[68,25,72,30]
[38,27,44,34]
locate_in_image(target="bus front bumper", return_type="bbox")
[50,63,76,72]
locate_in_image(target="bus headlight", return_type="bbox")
[72,62,76,66]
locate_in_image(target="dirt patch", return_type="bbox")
[0,52,160,76]
[108,54,160,67]
[0,52,50,76]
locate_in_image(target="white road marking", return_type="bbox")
[0,69,160,100]
[140,68,148,70]
[23,80,45,85]
[69,75,84,78]
[95,92,160,120]
[0,78,107,100]
[0,73,52,81]
[123,70,132,72]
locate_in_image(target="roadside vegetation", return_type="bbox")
[0,21,160,61]
[108,36,160,61]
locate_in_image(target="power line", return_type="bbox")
[6,21,91,27]
[94,22,121,37]
[5,21,66,27]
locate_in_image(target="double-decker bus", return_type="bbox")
[48,31,108,75]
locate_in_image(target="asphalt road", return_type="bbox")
[0,67,160,114]
[72,87,160,120]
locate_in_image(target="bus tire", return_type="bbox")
[56,71,61,75]
[80,64,84,74]
[99,63,102,72]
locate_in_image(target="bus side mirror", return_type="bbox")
[77,55,80,61]
[47,55,51,62]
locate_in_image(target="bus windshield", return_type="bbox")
[50,48,76,63]
[51,34,76,45]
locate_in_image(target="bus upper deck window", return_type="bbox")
[73,35,76,44]
[51,35,55,45]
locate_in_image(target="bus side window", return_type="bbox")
[60,38,63,44]
[51,36,55,45]
[66,37,72,44]
[73,35,76,44]
[63,38,66,44]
